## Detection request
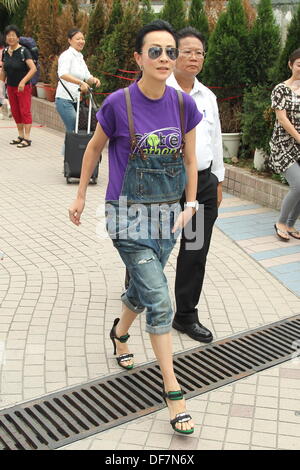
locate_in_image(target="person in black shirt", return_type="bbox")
[0,25,36,147]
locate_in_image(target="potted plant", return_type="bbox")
[36,82,46,99]
[219,100,242,160]
[35,61,47,99]
[241,85,275,170]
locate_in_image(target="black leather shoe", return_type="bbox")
[172,317,213,343]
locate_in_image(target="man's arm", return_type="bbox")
[211,97,224,207]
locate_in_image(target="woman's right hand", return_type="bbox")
[79,81,90,94]
[69,197,85,226]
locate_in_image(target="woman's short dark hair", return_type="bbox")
[289,48,300,66]
[177,27,206,50]
[4,24,20,38]
[135,19,178,53]
[67,28,82,40]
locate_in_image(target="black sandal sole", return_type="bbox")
[274,224,289,242]
[17,139,32,148]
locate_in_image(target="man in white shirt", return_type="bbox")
[167,27,224,343]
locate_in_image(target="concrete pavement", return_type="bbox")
[0,115,300,450]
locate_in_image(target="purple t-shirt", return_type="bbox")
[96,81,202,200]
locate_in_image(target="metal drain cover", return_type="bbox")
[1,314,299,450]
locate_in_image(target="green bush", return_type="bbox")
[247,0,281,86]
[106,0,123,35]
[203,0,249,132]
[160,0,187,30]
[241,85,275,154]
[188,0,209,43]
[140,0,156,25]
[275,3,300,82]
[84,0,107,57]
[203,0,248,90]
[88,0,141,98]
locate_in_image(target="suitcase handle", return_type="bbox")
[75,87,94,135]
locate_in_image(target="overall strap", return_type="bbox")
[124,87,136,150]
[176,89,185,155]
[124,87,146,159]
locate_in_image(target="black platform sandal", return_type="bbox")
[10,136,23,145]
[110,318,134,370]
[162,389,194,435]
[17,138,32,148]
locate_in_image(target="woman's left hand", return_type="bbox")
[92,77,101,88]
[172,207,195,233]
[18,80,26,92]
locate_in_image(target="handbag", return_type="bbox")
[58,77,98,131]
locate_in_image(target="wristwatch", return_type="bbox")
[184,201,199,212]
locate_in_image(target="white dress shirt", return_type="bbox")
[56,46,92,101]
[167,73,224,182]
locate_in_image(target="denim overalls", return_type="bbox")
[106,87,186,335]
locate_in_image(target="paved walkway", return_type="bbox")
[0,115,300,450]
[217,197,300,297]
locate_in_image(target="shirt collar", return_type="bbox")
[69,46,82,58]
[168,73,205,97]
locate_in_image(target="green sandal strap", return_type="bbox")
[163,390,183,401]
[117,332,130,343]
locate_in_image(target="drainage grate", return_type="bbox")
[1,314,300,450]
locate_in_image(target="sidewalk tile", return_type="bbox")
[253,419,277,433]
[200,426,226,441]
[226,429,251,444]
[278,435,300,450]
[228,417,252,431]
[146,433,172,448]
[197,439,223,450]
[251,432,277,448]
[278,422,300,437]
[254,407,278,420]
[120,430,149,446]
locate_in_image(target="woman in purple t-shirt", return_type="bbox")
[69,20,202,435]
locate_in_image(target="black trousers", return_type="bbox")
[174,169,218,324]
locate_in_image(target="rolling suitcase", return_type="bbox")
[64,88,100,184]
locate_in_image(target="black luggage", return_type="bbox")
[64,89,100,184]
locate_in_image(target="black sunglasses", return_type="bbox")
[146,46,179,61]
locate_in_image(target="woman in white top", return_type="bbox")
[55,28,101,133]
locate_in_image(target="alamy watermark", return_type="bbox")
[95,196,205,250]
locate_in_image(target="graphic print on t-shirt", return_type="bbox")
[135,127,181,155]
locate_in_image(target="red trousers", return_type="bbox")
[7,84,32,124]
